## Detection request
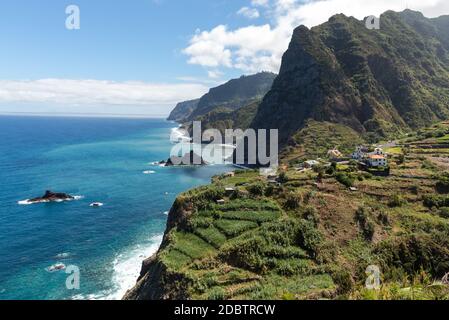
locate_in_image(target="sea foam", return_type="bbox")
[17,195,83,205]
[72,234,163,300]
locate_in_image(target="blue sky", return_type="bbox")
[0,0,448,116]
[0,0,245,82]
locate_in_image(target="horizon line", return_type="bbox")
[0,111,170,119]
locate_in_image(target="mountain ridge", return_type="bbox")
[251,10,449,146]
[167,72,276,122]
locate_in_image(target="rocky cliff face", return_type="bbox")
[123,198,194,300]
[167,99,200,122]
[188,72,276,120]
[167,73,276,123]
[252,10,449,146]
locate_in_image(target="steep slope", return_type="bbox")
[125,122,449,300]
[252,10,449,146]
[167,99,199,122]
[188,72,276,120]
[194,99,260,134]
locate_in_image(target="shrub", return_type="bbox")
[285,191,303,210]
[362,172,373,180]
[265,185,275,197]
[278,171,289,183]
[207,287,226,300]
[436,172,449,193]
[355,207,375,241]
[377,211,390,226]
[410,185,419,195]
[423,195,449,209]
[332,269,354,294]
[247,183,265,197]
[296,220,323,256]
[388,195,407,208]
[313,164,325,174]
[325,165,336,176]
[439,207,449,219]
[190,186,226,209]
[336,172,354,188]
[302,206,320,226]
[374,235,449,279]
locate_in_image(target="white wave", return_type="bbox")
[18,195,83,205]
[163,211,169,215]
[46,263,66,272]
[17,199,34,205]
[71,234,163,300]
[89,202,104,207]
[142,170,156,175]
[55,252,72,259]
[170,127,191,143]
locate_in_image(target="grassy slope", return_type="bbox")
[127,122,449,300]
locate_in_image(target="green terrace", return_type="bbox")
[159,189,336,299]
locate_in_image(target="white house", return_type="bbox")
[352,146,367,160]
[367,154,388,167]
[352,146,388,167]
[372,147,384,156]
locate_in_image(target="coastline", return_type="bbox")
[1,116,233,300]
[122,121,235,300]
[75,234,164,300]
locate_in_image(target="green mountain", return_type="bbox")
[167,72,275,123]
[191,99,260,134]
[167,99,199,122]
[125,10,449,301]
[252,10,449,146]
[187,72,275,120]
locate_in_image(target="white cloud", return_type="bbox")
[207,70,224,79]
[0,79,209,108]
[251,0,269,7]
[237,7,260,19]
[184,0,449,74]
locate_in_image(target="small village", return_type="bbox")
[295,145,390,176]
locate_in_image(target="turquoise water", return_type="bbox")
[0,116,230,300]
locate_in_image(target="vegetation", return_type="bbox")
[140,8,449,300]
[336,172,354,188]
[126,121,449,301]
[188,72,276,120]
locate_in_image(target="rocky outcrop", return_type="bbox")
[27,190,75,204]
[167,99,200,122]
[123,198,194,300]
[165,151,208,166]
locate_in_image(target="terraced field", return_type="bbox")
[154,179,336,299]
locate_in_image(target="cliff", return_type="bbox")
[252,10,449,146]
[167,99,200,122]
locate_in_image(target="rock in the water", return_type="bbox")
[28,190,75,204]
[164,151,208,166]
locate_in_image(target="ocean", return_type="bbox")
[0,115,231,300]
